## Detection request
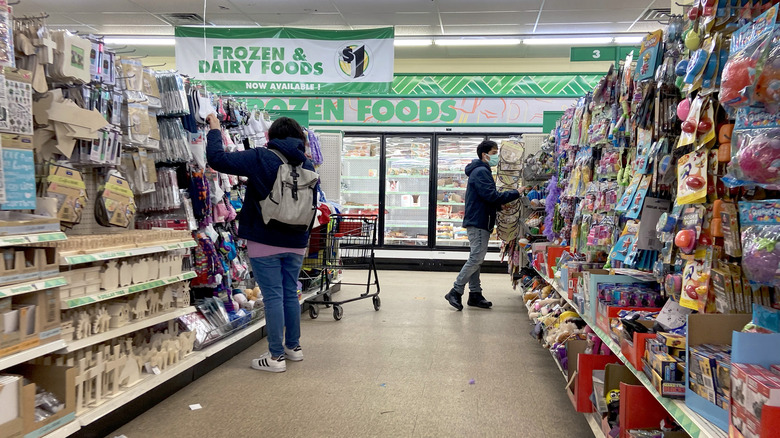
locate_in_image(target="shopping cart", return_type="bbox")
[299,214,380,320]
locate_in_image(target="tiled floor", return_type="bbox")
[113,270,592,438]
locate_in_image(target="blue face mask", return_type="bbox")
[487,153,499,167]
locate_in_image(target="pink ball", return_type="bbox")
[736,133,780,184]
[677,99,691,120]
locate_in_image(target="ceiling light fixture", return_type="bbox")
[523,37,613,45]
[434,38,521,46]
[394,39,434,47]
[103,37,176,46]
[613,36,644,44]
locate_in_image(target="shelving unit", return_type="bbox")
[61,306,196,353]
[0,340,68,370]
[61,272,197,309]
[533,267,727,438]
[59,240,197,266]
[0,276,67,298]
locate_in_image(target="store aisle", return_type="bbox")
[113,271,591,438]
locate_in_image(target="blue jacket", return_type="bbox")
[462,159,520,231]
[206,129,317,248]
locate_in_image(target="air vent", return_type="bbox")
[640,8,672,21]
[159,13,211,26]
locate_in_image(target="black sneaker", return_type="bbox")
[467,293,492,309]
[444,290,463,311]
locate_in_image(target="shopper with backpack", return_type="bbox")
[206,114,318,373]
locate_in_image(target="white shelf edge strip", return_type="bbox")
[61,272,196,309]
[0,340,67,370]
[0,276,68,298]
[40,416,81,438]
[60,240,196,265]
[61,307,196,353]
[0,232,67,248]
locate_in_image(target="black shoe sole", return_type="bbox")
[467,302,492,309]
[445,293,463,311]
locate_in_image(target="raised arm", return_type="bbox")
[205,114,259,177]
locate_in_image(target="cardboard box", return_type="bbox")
[686,314,752,432]
[619,320,656,370]
[0,298,37,353]
[14,365,76,437]
[16,289,61,338]
[656,332,686,349]
[745,370,780,421]
[595,302,662,335]
[573,352,620,413]
[0,374,23,438]
[642,359,685,399]
[648,351,680,381]
[619,381,676,438]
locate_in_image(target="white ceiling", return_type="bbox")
[13,0,663,36]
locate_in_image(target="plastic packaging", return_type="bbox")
[739,200,780,287]
[723,107,780,188]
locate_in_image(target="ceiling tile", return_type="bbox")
[443,24,535,35]
[533,22,633,33]
[341,13,436,26]
[437,0,543,13]
[538,9,647,24]
[249,13,346,27]
[442,12,540,26]
[65,12,169,26]
[18,0,145,13]
[228,0,337,14]
[333,0,435,13]
[127,0,247,14]
[97,25,175,35]
[542,0,652,10]
[207,14,260,26]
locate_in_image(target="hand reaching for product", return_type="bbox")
[206,113,220,130]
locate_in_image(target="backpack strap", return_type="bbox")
[268,148,289,164]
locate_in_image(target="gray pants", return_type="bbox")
[452,227,490,295]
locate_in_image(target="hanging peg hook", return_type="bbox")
[8,0,20,5]
[127,54,148,59]
[114,48,137,55]
[144,63,167,68]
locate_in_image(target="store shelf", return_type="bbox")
[437,187,467,191]
[61,272,197,309]
[585,412,607,438]
[0,340,67,370]
[0,232,67,247]
[549,348,567,381]
[77,352,204,426]
[59,240,196,266]
[0,276,67,298]
[437,218,463,222]
[533,267,727,438]
[61,306,196,353]
[438,202,465,206]
[387,206,426,210]
[386,222,427,228]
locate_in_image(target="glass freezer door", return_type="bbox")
[435,136,487,247]
[340,136,381,217]
[384,136,432,246]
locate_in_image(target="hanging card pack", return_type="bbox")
[0,1,13,68]
[95,171,136,228]
[677,149,708,204]
[636,30,664,81]
[45,164,87,226]
[120,57,143,92]
[723,107,780,189]
[50,31,91,83]
[0,68,33,136]
[738,200,780,288]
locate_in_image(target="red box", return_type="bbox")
[620,332,656,370]
[761,405,780,438]
[573,353,620,413]
[545,246,570,278]
[618,382,675,438]
[595,302,662,334]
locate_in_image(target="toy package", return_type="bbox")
[739,200,780,288]
[723,107,780,189]
[636,30,664,81]
[720,5,778,111]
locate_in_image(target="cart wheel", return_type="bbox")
[309,305,319,319]
[372,296,381,311]
[323,293,331,308]
[333,305,343,321]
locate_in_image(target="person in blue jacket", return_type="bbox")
[445,140,520,310]
[206,114,316,373]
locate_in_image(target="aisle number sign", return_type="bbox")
[570,46,639,62]
[175,27,395,95]
[246,97,577,127]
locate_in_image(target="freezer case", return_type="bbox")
[435,136,501,248]
[384,136,432,246]
[340,136,381,217]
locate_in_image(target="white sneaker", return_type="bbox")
[250,352,286,373]
[284,346,303,362]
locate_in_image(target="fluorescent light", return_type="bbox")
[104,37,175,46]
[523,37,613,45]
[434,38,521,46]
[614,36,643,44]
[394,38,433,47]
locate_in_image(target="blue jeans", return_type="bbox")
[250,253,304,358]
[452,227,490,295]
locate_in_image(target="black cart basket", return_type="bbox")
[299,214,380,320]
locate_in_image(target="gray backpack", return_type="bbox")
[259,149,319,232]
